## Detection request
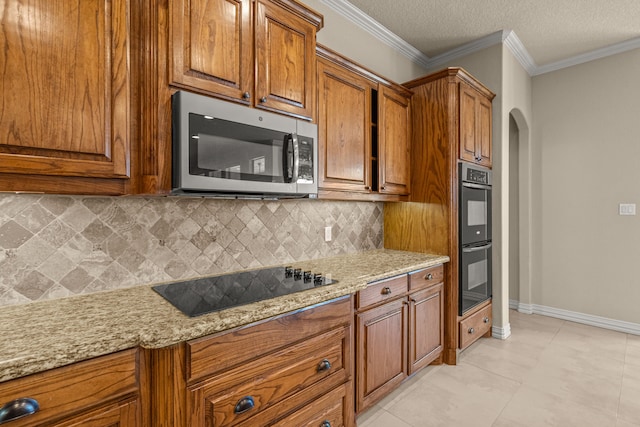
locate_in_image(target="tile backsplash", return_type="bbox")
[0,195,383,307]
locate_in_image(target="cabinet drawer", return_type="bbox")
[409,264,444,291]
[188,326,349,427]
[356,275,408,310]
[459,303,492,349]
[269,383,347,427]
[0,349,138,427]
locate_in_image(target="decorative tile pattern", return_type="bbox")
[0,195,383,306]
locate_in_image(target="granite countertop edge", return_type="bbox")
[0,249,449,383]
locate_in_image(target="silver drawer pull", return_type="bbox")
[381,287,392,295]
[483,317,490,323]
[320,421,332,427]
[0,397,40,423]
[425,273,433,280]
[468,327,475,334]
[317,359,332,372]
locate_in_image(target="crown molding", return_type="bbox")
[533,36,640,75]
[319,0,640,77]
[317,0,431,69]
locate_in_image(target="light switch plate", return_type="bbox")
[324,226,332,242]
[619,203,636,215]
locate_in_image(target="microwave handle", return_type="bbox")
[292,133,299,183]
[282,134,294,183]
[462,242,492,253]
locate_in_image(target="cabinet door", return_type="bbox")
[408,283,443,375]
[0,0,130,193]
[378,85,410,195]
[317,58,374,193]
[170,0,253,102]
[356,298,408,413]
[459,82,492,167]
[255,0,317,119]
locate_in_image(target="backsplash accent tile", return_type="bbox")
[0,195,383,307]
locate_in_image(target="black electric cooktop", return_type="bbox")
[152,266,337,317]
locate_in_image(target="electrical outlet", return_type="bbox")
[324,226,332,242]
[619,203,636,216]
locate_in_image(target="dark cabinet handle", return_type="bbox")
[483,317,490,324]
[317,359,332,372]
[364,186,370,190]
[320,421,331,427]
[468,327,475,334]
[234,396,255,415]
[0,397,40,423]
[426,273,433,280]
[260,96,267,103]
[242,92,251,99]
[381,286,392,295]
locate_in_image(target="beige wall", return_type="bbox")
[305,0,428,82]
[532,48,640,323]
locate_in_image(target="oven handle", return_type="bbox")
[462,182,492,190]
[292,133,299,183]
[462,243,492,253]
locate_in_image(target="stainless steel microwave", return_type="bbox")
[172,91,318,198]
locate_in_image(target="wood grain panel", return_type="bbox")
[55,398,138,427]
[408,283,443,374]
[0,349,138,427]
[356,274,407,310]
[378,85,410,195]
[459,84,478,163]
[0,0,130,182]
[317,57,373,192]
[459,301,492,349]
[478,95,493,166]
[255,0,316,119]
[170,0,253,101]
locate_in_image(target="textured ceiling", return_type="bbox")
[342,0,640,66]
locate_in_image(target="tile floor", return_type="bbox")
[356,310,640,427]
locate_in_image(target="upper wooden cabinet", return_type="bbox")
[0,0,132,194]
[316,46,411,201]
[459,82,493,167]
[170,0,322,120]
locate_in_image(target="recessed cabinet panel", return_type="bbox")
[171,0,253,101]
[317,58,373,192]
[459,85,478,163]
[378,85,411,195]
[0,0,130,183]
[409,284,443,374]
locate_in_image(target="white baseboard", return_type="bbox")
[492,323,511,340]
[509,300,640,335]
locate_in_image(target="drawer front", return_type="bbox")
[269,383,347,427]
[459,303,492,349]
[189,326,349,427]
[408,264,444,291]
[0,349,138,427]
[356,274,408,310]
[188,296,351,381]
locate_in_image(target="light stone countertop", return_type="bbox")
[0,249,449,383]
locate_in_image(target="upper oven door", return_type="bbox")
[460,181,492,245]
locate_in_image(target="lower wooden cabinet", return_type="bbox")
[459,301,493,350]
[355,265,444,413]
[0,349,139,426]
[147,296,355,427]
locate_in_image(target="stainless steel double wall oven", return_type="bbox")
[459,162,492,315]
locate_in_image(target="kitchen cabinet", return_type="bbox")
[0,0,132,195]
[384,68,495,365]
[459,300,492,350]
[170,0,322,120]
[354,265,443,413]
[459,82,493,167]
[146,296,354,426]
[0,349,139,426]
[316,46,411,201]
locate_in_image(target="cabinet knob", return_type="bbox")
[426,273,433,280]
[242,92,251,99]
[320,421,332,427]
[234,396,255,415]
[468,327,475,334]
[380,186,385,190]
[0,398,40,423]
[381,286,392,295]
[483,317,490,324]
[260,96,267,103]
[364,186,370,190]
[317,359,332,372]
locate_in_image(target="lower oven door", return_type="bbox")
[459,242,492,315]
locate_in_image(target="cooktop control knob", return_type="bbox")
[313,273,323,285]
[293,268,303,280]
[284,266,293,278]
[303,271,312,283]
